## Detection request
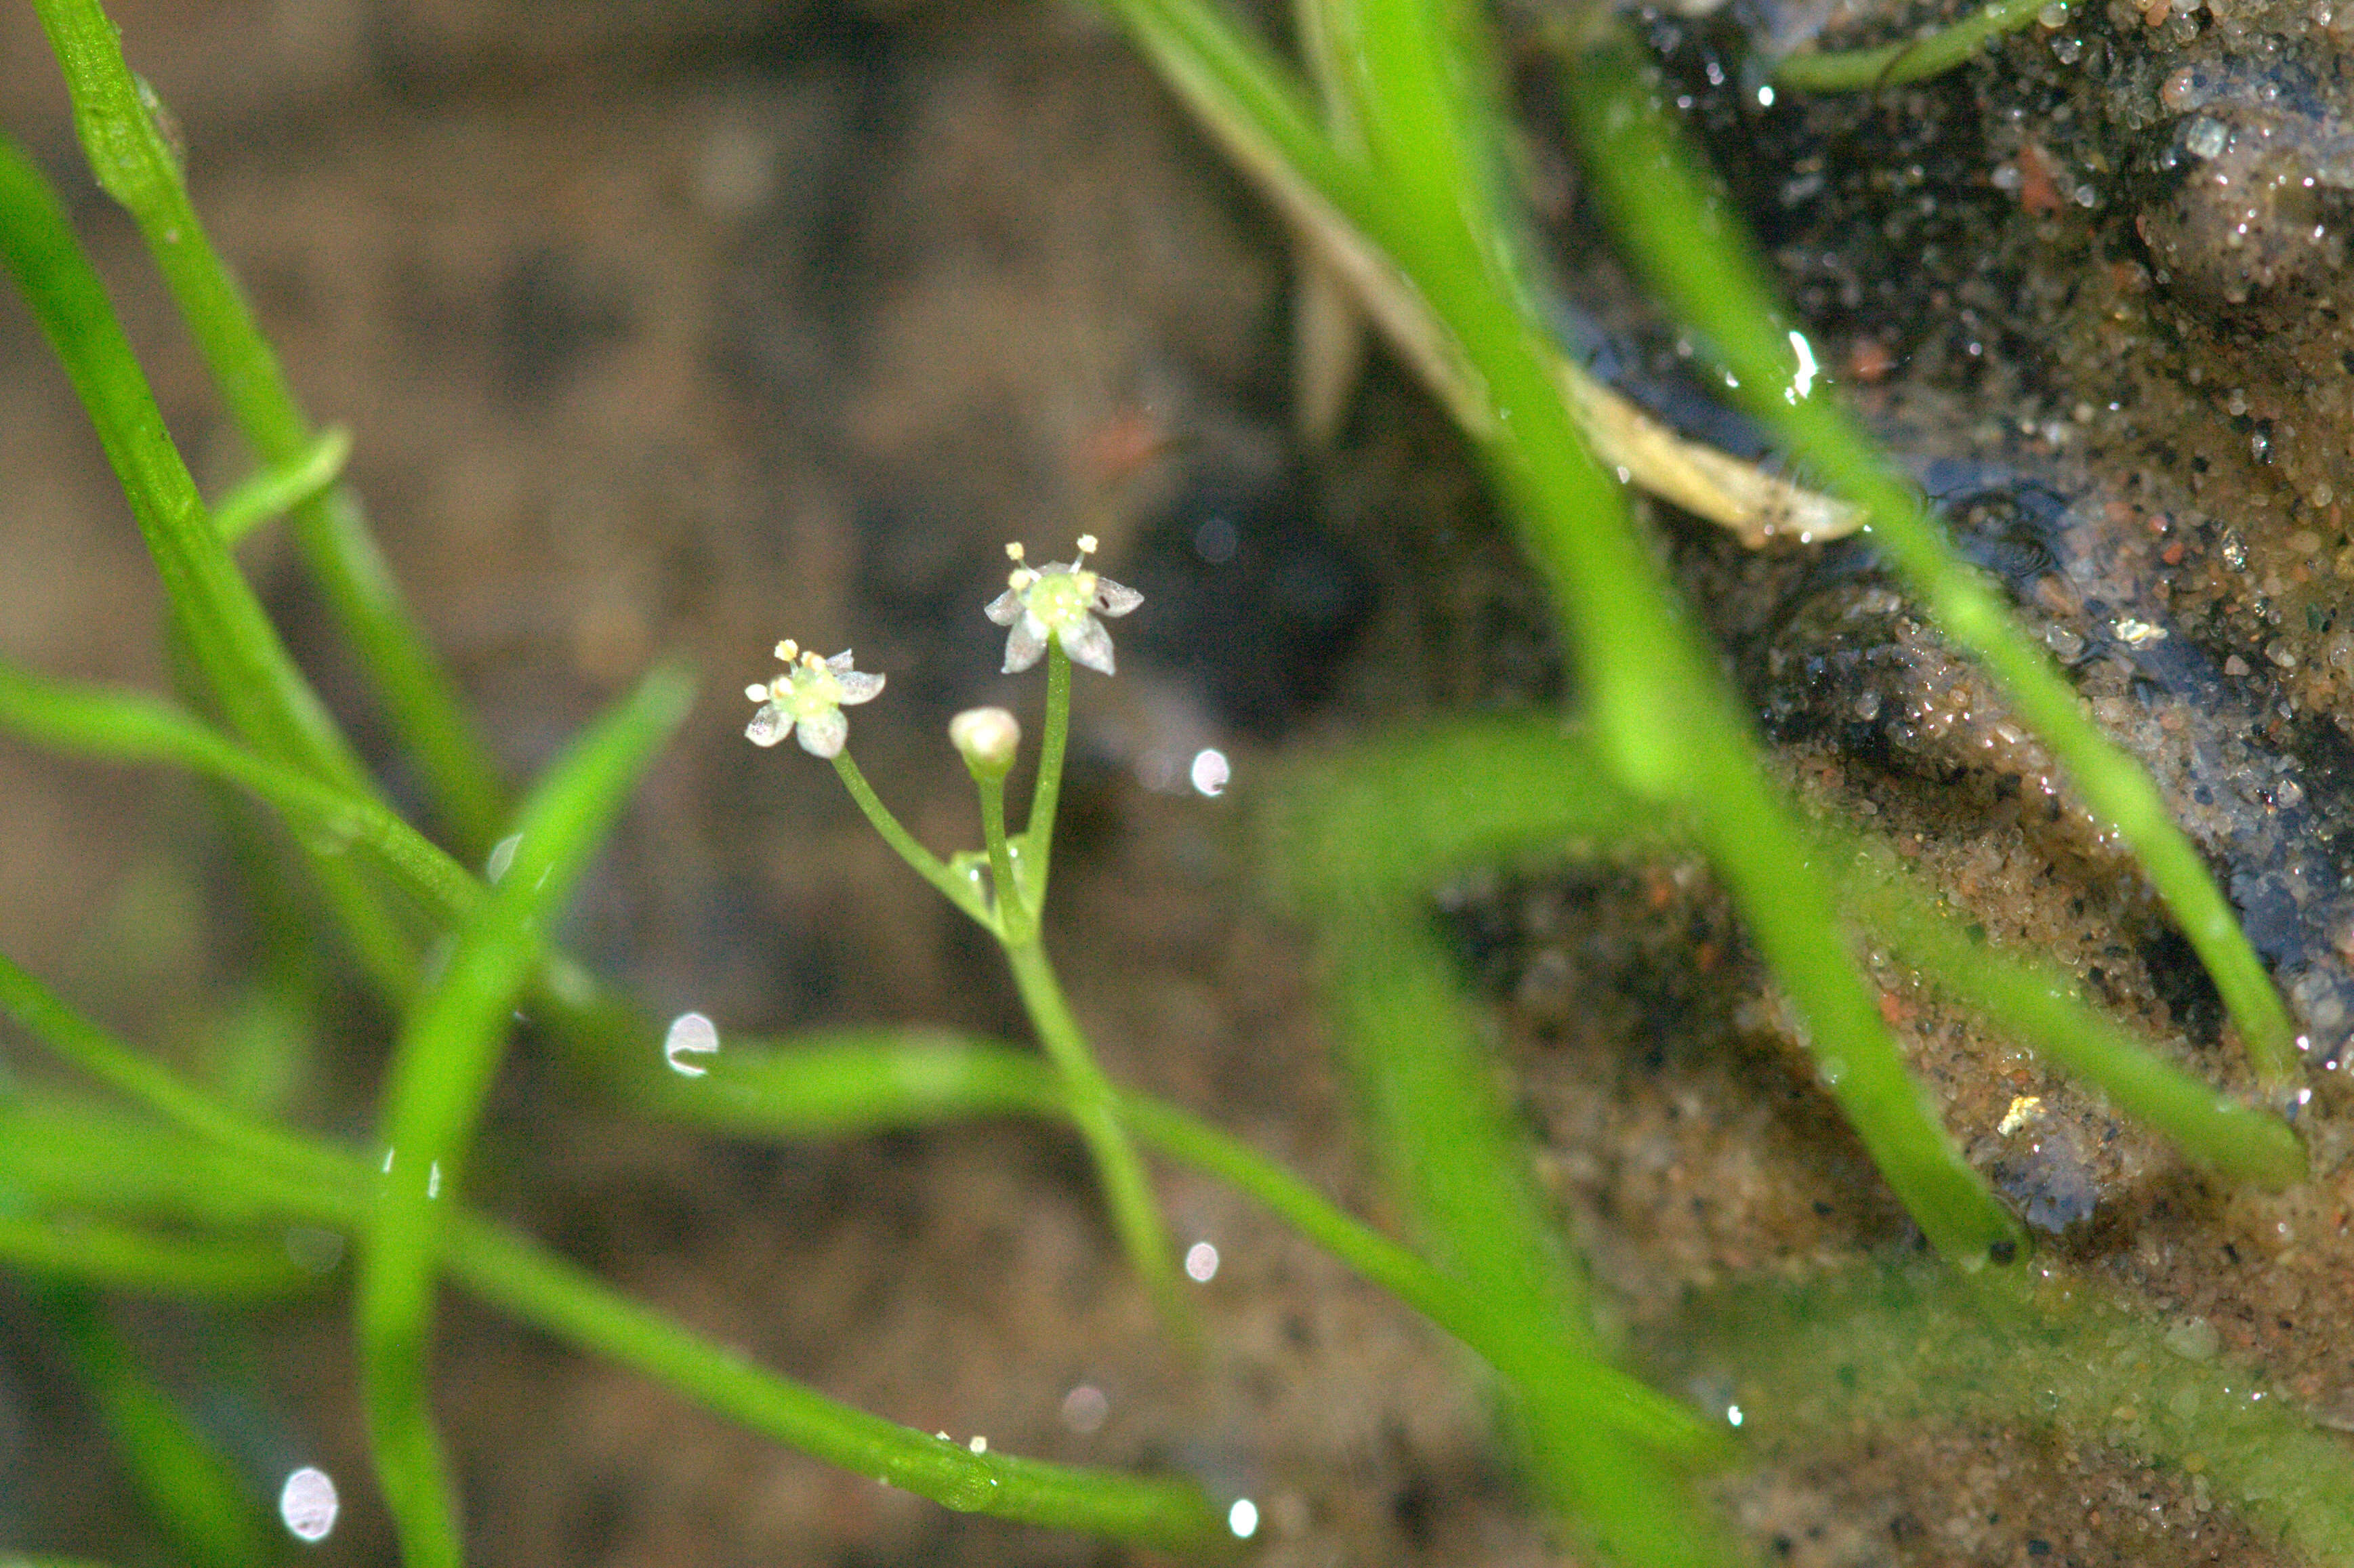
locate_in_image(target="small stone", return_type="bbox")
[2164,1316,2221,1361]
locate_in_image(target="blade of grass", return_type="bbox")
[1825,830,2308,1187]
[0,1102,1229,1550]
[1554,30,2300,1092]
[1265,716,1674,911]
[1326,0,2019,1270]
[0,134,421,997]
[435,1211,1230,1553]
[654,1031,1723,1459]
[0,659,482,922]
[358,663,692,1568]
[37,1284,284,1568]
[1276,717,2304,1190]
[31,0,510,854]
[0,1214,315,1300]
[1770,0,2057,92]
[1323,899,1728,1564]
[0,136,366,811]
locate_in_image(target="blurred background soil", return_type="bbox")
[3,1,2354,1565]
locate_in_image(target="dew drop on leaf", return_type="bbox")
[278,1466,339,1542]
[665,1011,721,1075]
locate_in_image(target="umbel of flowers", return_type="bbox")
[738,540,1184,1341]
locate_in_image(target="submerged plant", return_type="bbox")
[1,0,2345,1565]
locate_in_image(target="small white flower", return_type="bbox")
[984,534,1143,676]
[744,640,884,757]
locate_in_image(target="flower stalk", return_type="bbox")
[745,543,1189,1344]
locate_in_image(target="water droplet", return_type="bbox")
[485,833,522,884]
[1227,1498,1260,1539]
[665,1012,721,1076]
[1184,1241,1220,1282]
[278,1466,339,1542]
[1060,1384,1109,1433]
[1189,749,1230,798]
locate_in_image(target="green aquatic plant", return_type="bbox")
[1771,0,2065,93]
[0,0,2335,1564]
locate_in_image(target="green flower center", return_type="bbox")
[783,661,844,718]
[1026,569,1098,630]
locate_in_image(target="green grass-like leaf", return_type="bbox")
[1556,33,2298,1090]
[358,664,693,1568]
[657,1032,1723,1459]
[39,1284,285,1568]
[1277,718,2303,1195]
[0,1215,315,1301]
[32,0,511,854]
[0,999,1231,1554]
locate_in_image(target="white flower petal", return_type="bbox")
[1002,614,1048,673]
[796,707,849,757]
[745,703,792,747]
[985,587,1025,627]
[1092,577,1143,617]
[1060,614,1117,676]
[835,669,886,705]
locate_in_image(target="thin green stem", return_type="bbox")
[1001,939,1193,1348]
[1826,833,2308,1187]
[1330,0,2016,1266]
[1320,894,1721,1566]
[359,667,691,1568]
[1771,0,2057,92]
[32,0,510,854]
[974,768,1033,942]
[212,426,350,546]
[440,1214,1228,1552]
[1687,751,2023,1264]
[1021,647,1074,911]
[1279,714,2302,1187]
[0,659,484,923]
[829,751,993,929]
[0,133,426,1001]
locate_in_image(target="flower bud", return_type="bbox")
[949,706,1022,779]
